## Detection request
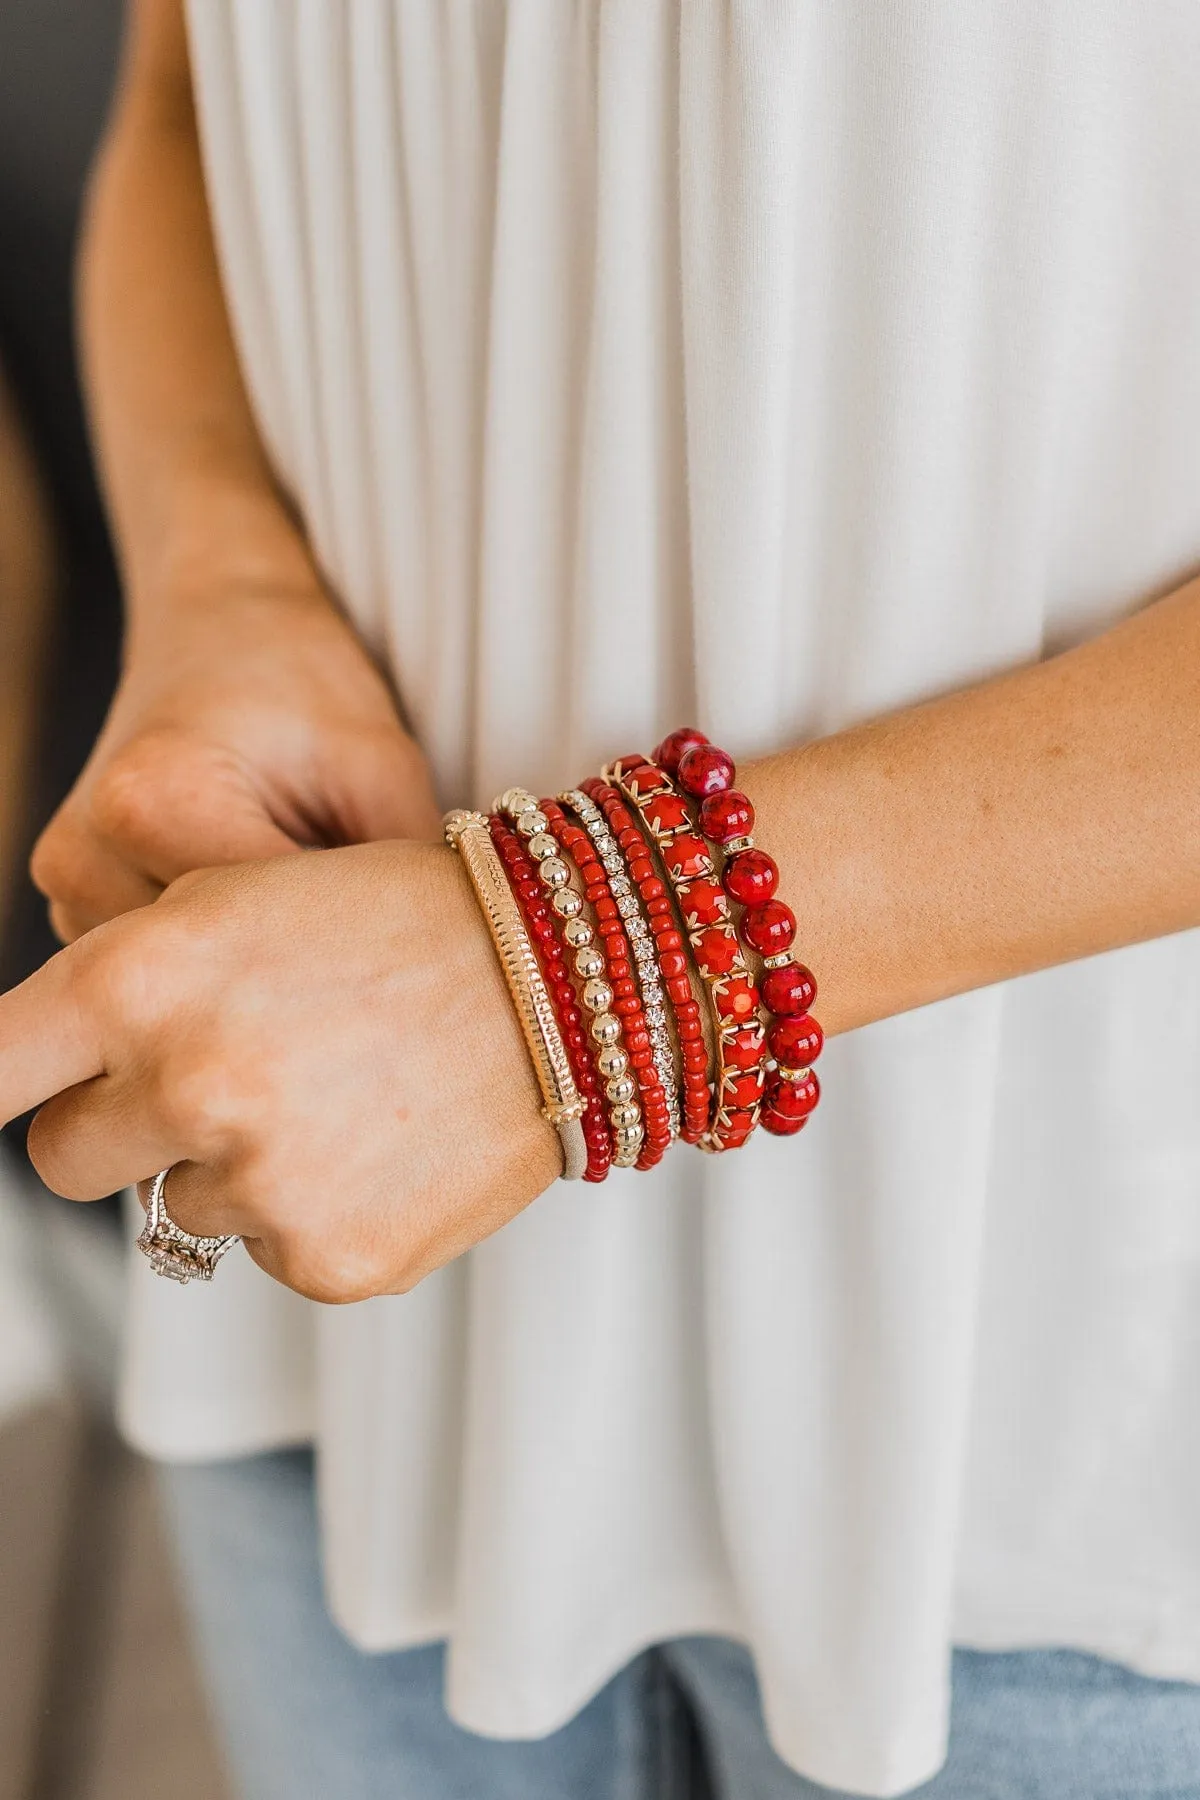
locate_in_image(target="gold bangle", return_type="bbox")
[444,810,588,1181]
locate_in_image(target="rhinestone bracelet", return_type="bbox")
[548,797,676,1167]
[581,778,712,1145]
[561,788,681,1157]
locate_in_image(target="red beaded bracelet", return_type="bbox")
[560,788,682,1148]
[607,756,766,1152]
[495,789,649,1168]
[541,800,672,1170]
[489,816,613,1181]
[580,778,713,1145]
[656,728,823,1136]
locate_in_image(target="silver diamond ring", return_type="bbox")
[136,1167,239,1284]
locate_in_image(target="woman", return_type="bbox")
[5,1,1200,1794]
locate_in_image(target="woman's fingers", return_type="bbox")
[32,824,163,940]
[27,1073,182,1203]
[32,732,305,936]
[0,939,109,1127]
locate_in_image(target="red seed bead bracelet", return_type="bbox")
[496,790,648,1167]
[541,800,673,1170]
[580,777,712,1145]
[489,816,613,1181]
[560,788,682,1150]
[657,729,823,1136]
[607,756,766,1152]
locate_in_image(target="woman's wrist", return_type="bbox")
[121,467,334,653]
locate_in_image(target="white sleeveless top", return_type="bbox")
[122,5,1200,1791]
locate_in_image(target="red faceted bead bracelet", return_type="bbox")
[580,777,713,1146]
[658,729,824,1136]
[608,755,767,1152]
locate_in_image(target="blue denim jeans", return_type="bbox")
[161,1450,1200,1800]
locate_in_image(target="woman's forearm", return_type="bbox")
[749,572,1200,1036]
[79,0,317,634]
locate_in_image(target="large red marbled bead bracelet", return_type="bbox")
[496,788,645,1169]
[658,729,823,1136]
[607,757,767,1152]
[541,799,674,1170]
[580,777,712,1145]
[489,816,613,1181]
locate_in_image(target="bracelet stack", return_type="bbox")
[444,730,823,1183]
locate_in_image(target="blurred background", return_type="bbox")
[0,5,230,1793]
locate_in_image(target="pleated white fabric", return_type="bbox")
[119,4,1200,1791]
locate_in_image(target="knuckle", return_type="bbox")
[154,1056,247,1159]
[25,1110,73,1198]
[30,813,89,907]
[89,740,176,848]
[79,920,166,1033]
[77,913,204,1038]
[275,1234,395,1306]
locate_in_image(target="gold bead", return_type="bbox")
[527,831,557,860]
[611,1103,641,1130]
[597,1045,628,1079]
[541,857,570,889]
[496,788,537,816]
[516,809,549,838]
[591,1013,622,1046]
[606,1075,637,1105]
[583,978,614,1013]
[615,1123,643,1149]
[553,888,584,918]
[575,947,604,979]
[564,917,593,947]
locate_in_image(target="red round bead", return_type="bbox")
[761,962,818,1016]
[760,1108,808,1137]
[699,788,754,843]
[659,950,689,980]
[723,848,778,907]
[678,744,736,799]
[653,727,709,774]
[744,899,796,956]
[769,1069,821,1116]
[769,1013,823,1067]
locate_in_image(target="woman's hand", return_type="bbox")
[32,581,442,943]
[2,842,561,1301]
